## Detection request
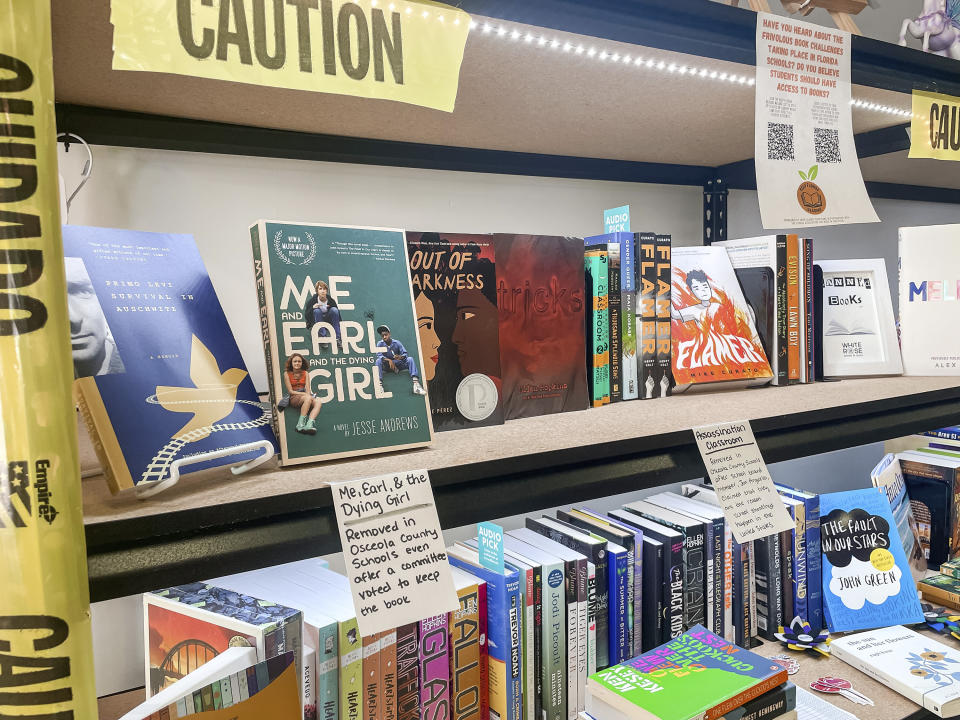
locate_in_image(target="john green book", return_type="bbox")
[251,221,433,464]
[585,625,786,720]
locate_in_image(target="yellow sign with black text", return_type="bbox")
[111,0,471,112]
[1,2,98,718]
[910,89,960,161]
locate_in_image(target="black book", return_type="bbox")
[622,500,706,631]
[525,516,610,669]
[654,233,673,397]
[727,682,796,720]
[608,510,683,643]
[813,263,825,380]
[636,232,657,399]
[780,527,794,625]
[641,536,665,652]
[754,534,784,640]
[775,235,789,386]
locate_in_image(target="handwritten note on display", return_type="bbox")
[332,469,458,636]
[693,421,794,543]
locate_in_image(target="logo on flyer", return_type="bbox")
[797,165,826,215]
[273,230,316,265]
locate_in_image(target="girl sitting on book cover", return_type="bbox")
[284,353,321,434]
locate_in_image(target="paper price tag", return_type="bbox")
[332,469,458,637]
[693,421,794,543]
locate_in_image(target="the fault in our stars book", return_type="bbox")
[820,487,924,633]
[66,226,276,494]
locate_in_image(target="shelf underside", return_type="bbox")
[85,375,960,601]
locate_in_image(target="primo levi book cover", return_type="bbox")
[251,221,433,464]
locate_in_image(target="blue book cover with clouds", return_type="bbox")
[66,226,276,493]
[820,487,924,633]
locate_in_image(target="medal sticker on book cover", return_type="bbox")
[456,373,498,421]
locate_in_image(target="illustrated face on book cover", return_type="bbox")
[671,266,771,385]
[407,232,504,431]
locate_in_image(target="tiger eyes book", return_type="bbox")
[585,625,786,720]
[669,246,773,392]
[65,226,277,494]
[250,221,433,464]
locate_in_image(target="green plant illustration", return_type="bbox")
[798,165,819,181]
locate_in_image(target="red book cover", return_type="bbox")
[494,234,588,419]
[477,581,489,720]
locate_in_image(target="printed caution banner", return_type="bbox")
[1,2,98,718]
[910,89,960,161]
[754,12,878,228]
[111,0,471,112]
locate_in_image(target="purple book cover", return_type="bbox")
[419,614,450,720]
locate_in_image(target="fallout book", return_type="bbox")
[495,234,588,419]
[406,232,504,432]
[251,221,432,464]
[65,226,276,494]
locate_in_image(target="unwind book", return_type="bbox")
[66,226,276,494]
[251,221,433,464]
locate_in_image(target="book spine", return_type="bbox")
[529,566,541,720]
[722,529,735,644]
[363,633,380,720]
[941,565,960,580]
[654,234,673,397]
[250,224,283,446]
[628,536,641,658]
[709,517,724,638]
[340,619,362,720]
[790,503,808,623]
[477,582,489,720]
[508,579,523,720]
[664,538,685,641]
[804,238,815,383]
[704,671,788,720]
[396,623,419,720]
[754,536,783,640]
[73,384,127,492]
[775,235,788,386]
[574,558,587,716]
[381,630,397,720]
[561,559,580,720]
[450,584,481,720]
[732,538,745,647]
[302,647,315,720]
[919,580,960,608]
[786,234,801,384]
[587,562,598,676]
[544,565,566,720]
[780,529,795,623]
[419,614,451,720]
[722,681,795,720]
[317,623,340,720]
[925,429,960,441]
[598,253,610,404]
[641,542,664,652]
[801,495,822,632]
[608,262,622,402]
[621,287,639,400]
[638,234,657,400]
[748,541,757,641]
[609,550,629,664]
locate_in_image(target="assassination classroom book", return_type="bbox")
[251,221,433,464]
[670,246,773,393]
[586,625,787,720]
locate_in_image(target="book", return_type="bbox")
[654,234,673,397]
[719,682,795,720]
[495,234,589,419]
[608,255,624,403]
[898,223,960,375]
[447,545,523,720]
[143,584,302,698]
[640,537,665,652]
[786,234,801,384]
[752,534,784,642]
[489,548,537,720]
[406,232,505,431]
[381,630,397,720]
[714,236,786,385]
[363,632,381,720]
[586,232,638,400]
[899,451,960,566]
[803,238,815,383]
[919,574,960,609]
[65,226,277,493]
[396,623,420,720]
[250,221,432,464]
[942,558,960,579]
[779,496,807,628]
[820,487,924,632]
[669,246,773,392]
[585,625,787,720]
[775,484,823,632]
[449,567,484,720]
[419,614,450,720]
[636,232,658,399]
[585,249,611,407]
[831,625,960,718]
[871,453,928,581]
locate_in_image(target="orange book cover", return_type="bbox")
[363,633,381,720]
[180,663,300,719]
[382,629,398,720]
[786,234,800,382]
[450,578,482,720]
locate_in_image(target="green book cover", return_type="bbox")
[251,221,433,464]
[941,558,960,580]
[587,625,785,720]
[584,251,610,407]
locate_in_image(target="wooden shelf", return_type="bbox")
[84,375,960,602]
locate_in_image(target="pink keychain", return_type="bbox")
[811,677,874,706]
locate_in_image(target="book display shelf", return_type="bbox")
[38,1,960,718]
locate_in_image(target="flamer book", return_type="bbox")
[654,234,673,397]
[406,232,504,431]
[66,226,276,493]
[669,246,772,392]
[637,233,658,399]
[250,221,432,464]
[585,625,787,720]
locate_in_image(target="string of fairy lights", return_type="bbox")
[370,1,915,121]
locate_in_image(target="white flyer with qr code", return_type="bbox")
[755,12,878,228]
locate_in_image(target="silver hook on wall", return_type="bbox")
[57,132,93,221]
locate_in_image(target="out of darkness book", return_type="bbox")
[494,234,589,419]
[65,226,276,494]
[251,221,433,464]
[406,232,504,431]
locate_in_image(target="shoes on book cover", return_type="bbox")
[295,415,307,432]
[412,379,426,396]
[302,418,317,435]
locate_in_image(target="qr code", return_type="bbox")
[767,122,795,161]
[814,127,841,163]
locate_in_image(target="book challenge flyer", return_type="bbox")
[253,222,433,463]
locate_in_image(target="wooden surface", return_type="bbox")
[51,1,908,169]
[82,375,960,526]
[98,689,144,720]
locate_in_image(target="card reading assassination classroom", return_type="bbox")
[251,222,433,463]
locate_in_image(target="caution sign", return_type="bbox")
[910,89,960,161]
[111,0,471,112]
[1,2,98,718]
